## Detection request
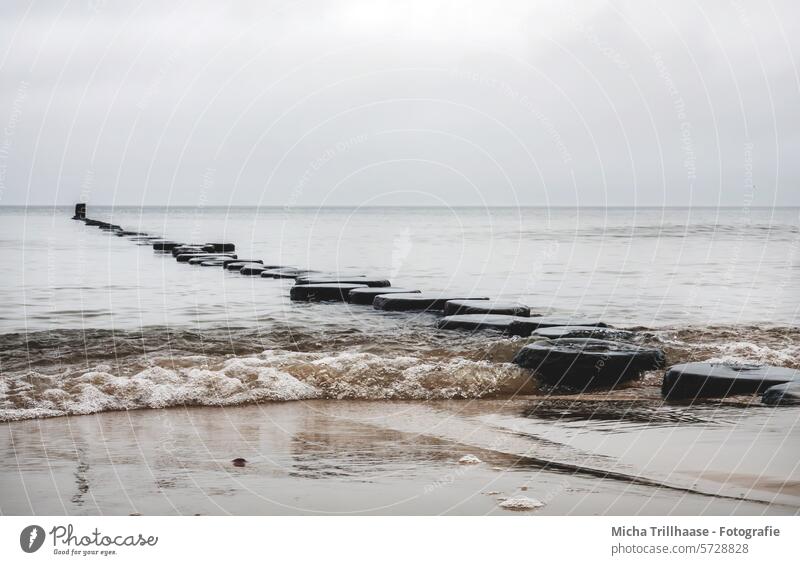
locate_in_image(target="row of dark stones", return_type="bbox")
[73,206,800,406]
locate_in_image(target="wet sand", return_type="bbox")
[1,399,798,515]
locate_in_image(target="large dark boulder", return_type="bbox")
[444,300,530,317]
[290,283,368,301]
[662,362,800,400]
[514,338,665,389]
[373,293,490,312]
[348,287,422,305]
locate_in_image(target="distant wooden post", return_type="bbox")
[72,203,86,220]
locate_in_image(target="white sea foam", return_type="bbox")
[499,496,545,510]
[0,350,531,421]
[705,341,800,367]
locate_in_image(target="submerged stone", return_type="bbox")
[261,268,317,279]
[437,314,530,333]
[444,300,530,317]
[239,264,268,275]
[373,293,490,312]
[762,381,800,406]
[533,326,635,341]
[188,254,236,265]
[295,276,390,287]
[176,253,235,263]
[507,316,609,337]
[662,362,800,400]
[222,259,263,268]
[172,245,215,256]
[348,287,422,305]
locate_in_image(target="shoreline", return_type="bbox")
[2,399,797,516]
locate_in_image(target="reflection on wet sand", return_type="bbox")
[1,399,797,515]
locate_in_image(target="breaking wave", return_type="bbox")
[1,323,797,422]
[0,350,533,422]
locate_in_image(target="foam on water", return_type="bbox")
[0,350,532,422]
[499,496,545,510]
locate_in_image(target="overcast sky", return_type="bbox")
[0,0,798,207]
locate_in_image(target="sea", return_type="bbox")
[0,205,798,422]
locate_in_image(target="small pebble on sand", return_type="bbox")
[458,454,482,465]
[232,458,247,467]
[484,490,501,495]
[499,496,545,511]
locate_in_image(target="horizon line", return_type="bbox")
[4,204,799,209]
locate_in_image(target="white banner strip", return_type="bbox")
[1,516,796,564]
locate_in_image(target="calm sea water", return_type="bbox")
[2,206,798,330]
[1,206,798,421]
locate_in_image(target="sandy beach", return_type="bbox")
[2,398,797,516]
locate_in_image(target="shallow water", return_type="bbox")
[1,401,797,515]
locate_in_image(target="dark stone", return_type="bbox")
[533,326,635,341]
[200,260,227,267]
[662,362,800,400]
[232,458,247,467]
[206,243,235,253]
[115,230,147,236]
[762,382,800,406]
[295,276,389,287]
[99,224,122,231]
[72,203,86,220]
[514,338,665,389]
[239,264,268,275]
[438,314,529,333]
[261,268,317,279]
[290,283,368,301]
[172,245,215,257]
[373,293,490,312]
[176,253,235,263]
[444,300,530,317]
[348,287,422,305]
[187,254,236,265]
[507,316,609,337]
[152,241,182,251]
[225,262,265,271]
[222,259,263,268]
